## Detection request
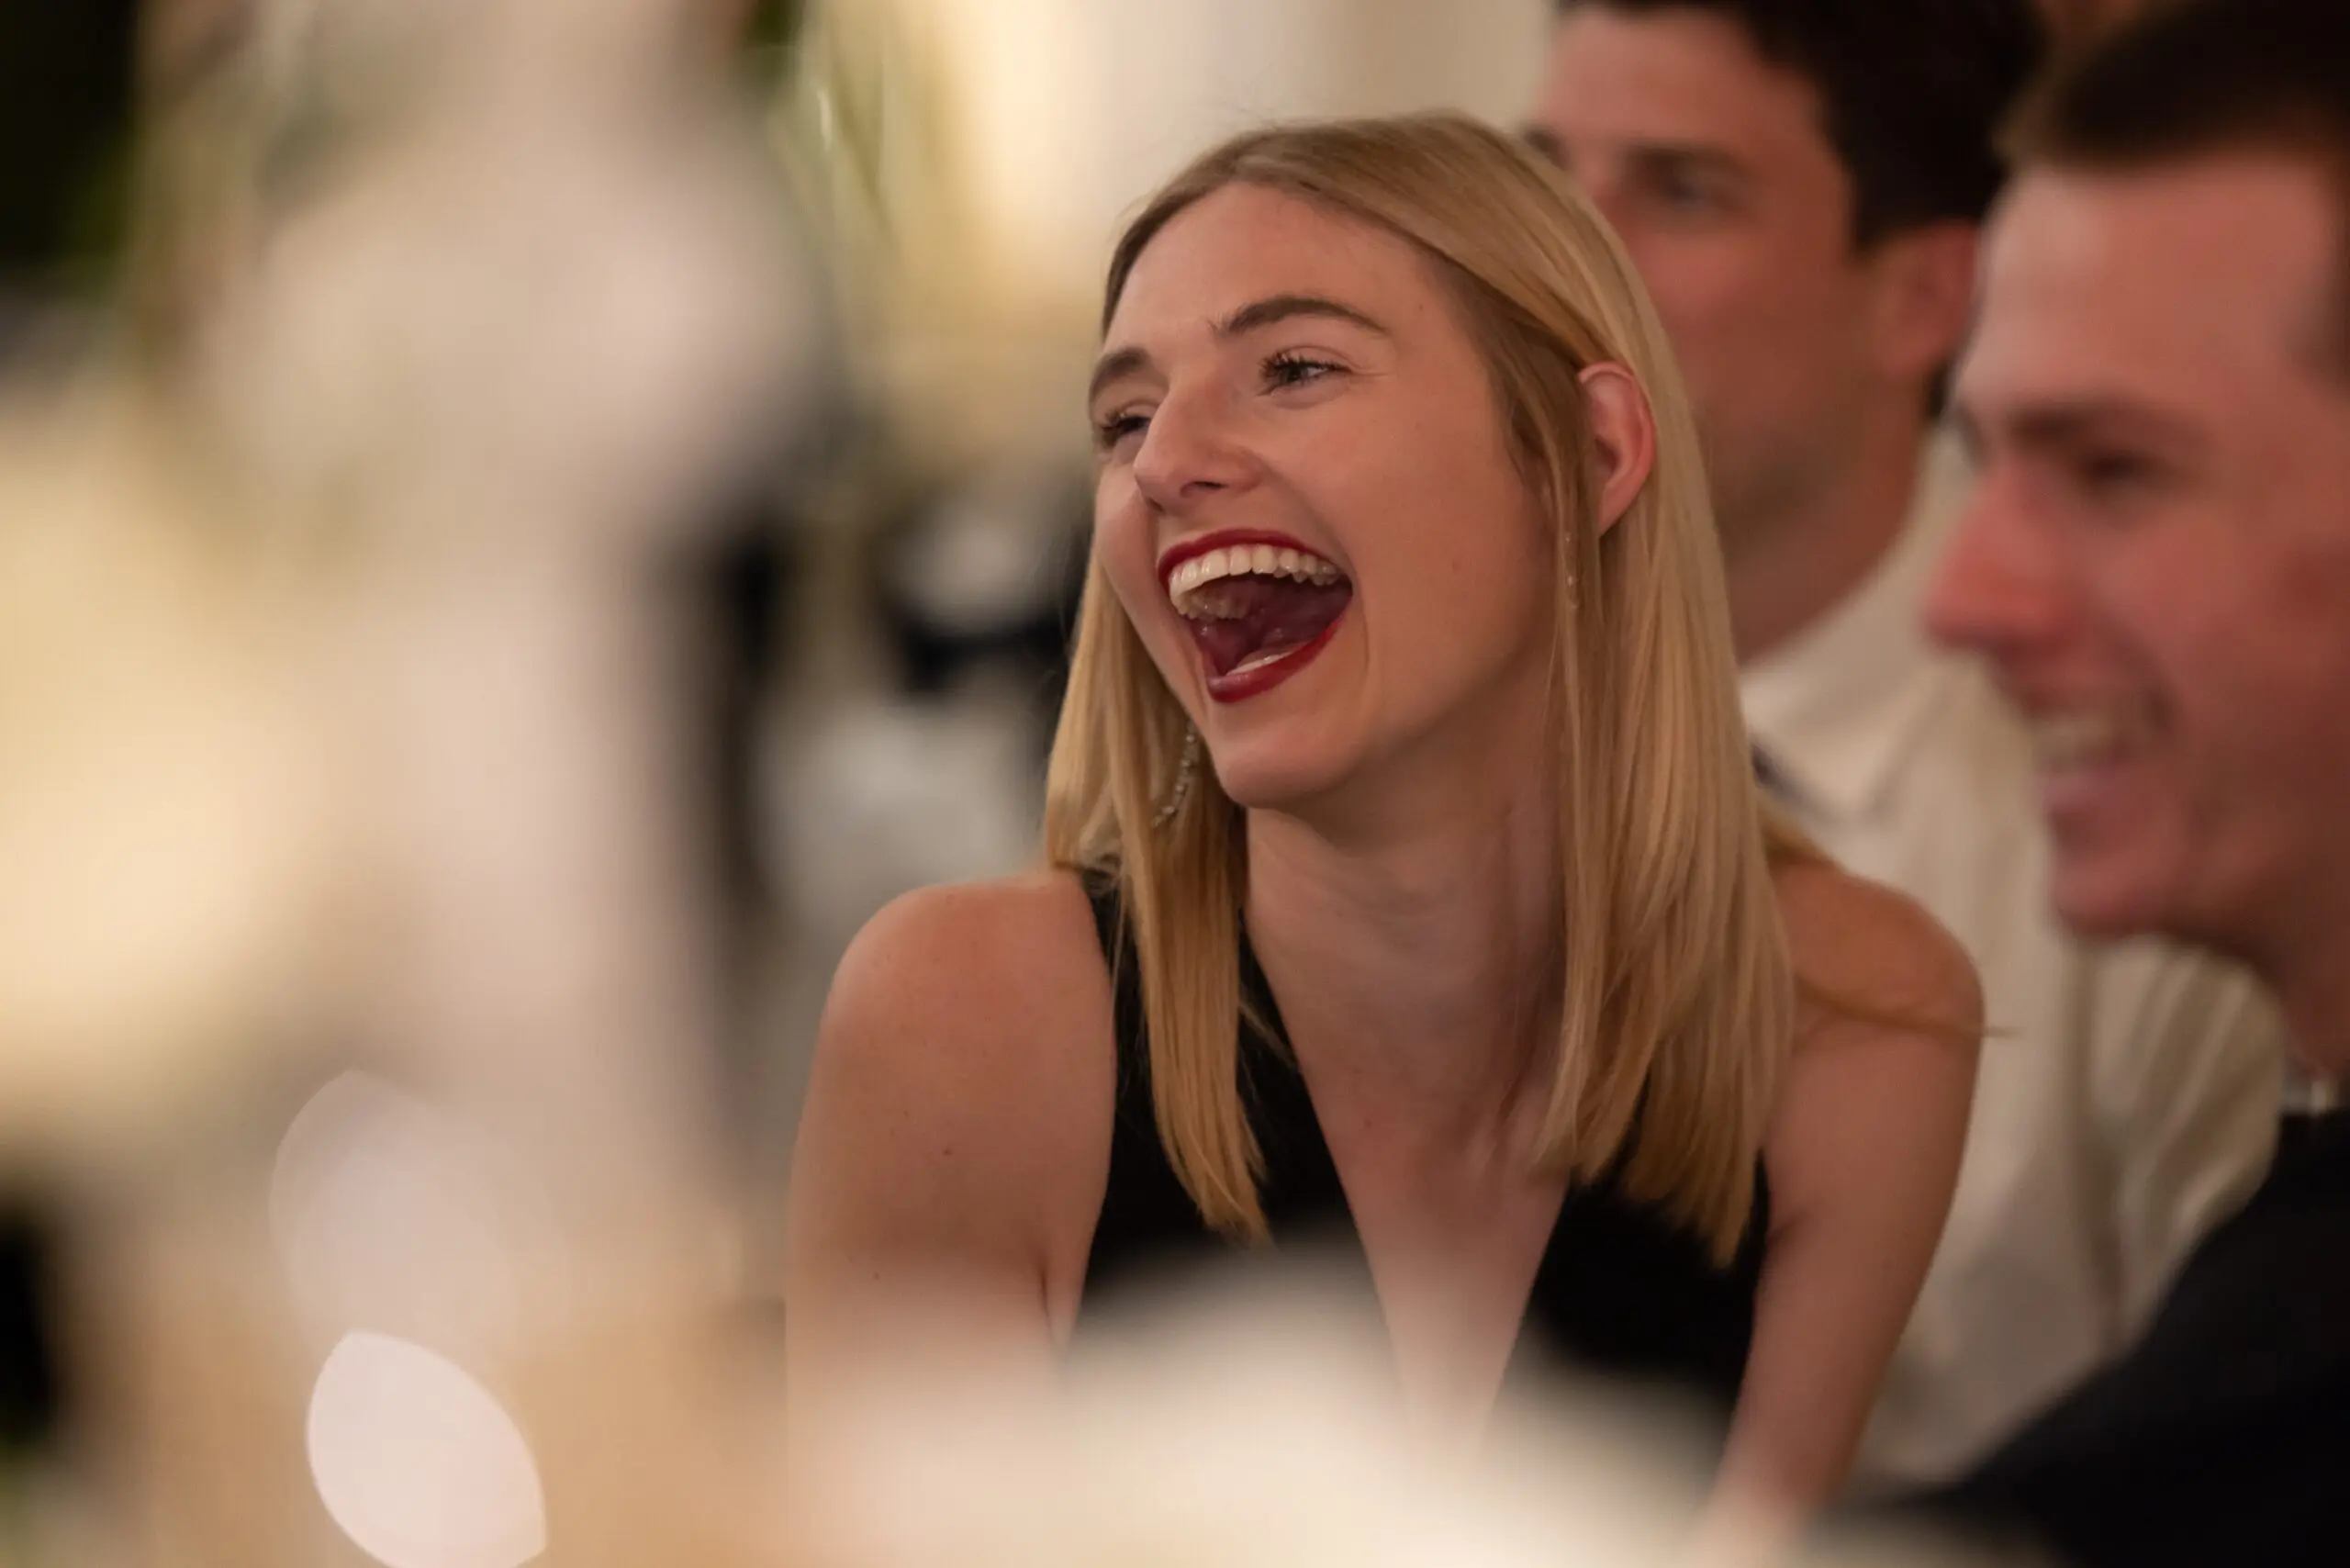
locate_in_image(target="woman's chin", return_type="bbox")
[1202,745,1356,820]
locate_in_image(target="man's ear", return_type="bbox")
[1578,362,1656,535]
[1868,221,1981,389]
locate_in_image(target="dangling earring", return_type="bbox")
[1154,723,1202,828]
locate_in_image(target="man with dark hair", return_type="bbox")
[1919,3,2350,1562]
[1528,0,2284,1490]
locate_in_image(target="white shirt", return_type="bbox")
[1741,437,2285,1488]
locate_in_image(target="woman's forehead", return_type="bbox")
[1106,184,1444,343]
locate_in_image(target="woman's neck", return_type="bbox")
[1242,762,1562,1149]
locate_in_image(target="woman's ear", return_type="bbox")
[1577,362,1656,535]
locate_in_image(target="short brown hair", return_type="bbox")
[1560,0,2047,248]
[2006,0,2350,375]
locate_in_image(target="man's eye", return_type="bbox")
[1654,173,1722,214]
[2074,450,2161,497]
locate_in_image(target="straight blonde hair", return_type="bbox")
[1044,113,1804,1264]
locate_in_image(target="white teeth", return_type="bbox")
[1229,645,1293,677]
[1166,541,1346,618]
[2031,711,2144,769]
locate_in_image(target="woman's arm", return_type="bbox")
[780,872,1115,1450]
[1716,864,1983,1529]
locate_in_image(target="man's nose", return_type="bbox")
[1923,473,2073,662]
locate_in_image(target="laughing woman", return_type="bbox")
[784,114,1979,1525]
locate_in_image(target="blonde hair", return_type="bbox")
[1044,113,1803,1264]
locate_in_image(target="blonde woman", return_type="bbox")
[785,114,1980,1522]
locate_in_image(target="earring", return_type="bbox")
[1154,723,1202,828]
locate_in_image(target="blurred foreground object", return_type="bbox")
[0,389,335,1170]
[797,1283,2014,1568]
[143,0,833,1190]
[0,0,829,1561]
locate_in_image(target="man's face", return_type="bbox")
[1528,7,1913,549]
[1927,157,2350,958]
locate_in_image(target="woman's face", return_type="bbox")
[1090,184,1557,814]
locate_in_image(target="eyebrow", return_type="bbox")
[1519,127,1749,184]
[1620,141,1751,185]
[1088,293,1391,407]
[1962,396,2210,459]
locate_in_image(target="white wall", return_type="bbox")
[904,0,1554,305]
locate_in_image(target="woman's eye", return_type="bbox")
[1093,410,1150,452]
[1263,352,1341,389]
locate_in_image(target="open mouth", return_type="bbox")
[2028,708,2156,773]
[1162,536,1353,699]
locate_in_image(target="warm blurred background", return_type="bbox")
[0,1,1572,1562]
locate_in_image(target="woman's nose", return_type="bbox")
[1131,387,1260,513]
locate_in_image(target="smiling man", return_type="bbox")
[1919,4,2350,1562]
[1528,0,2284,1489]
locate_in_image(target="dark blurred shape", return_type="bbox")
[0,1211,58,1452]
[0,0,139,1478]
[743,0,809,61]
[0,0,140,299]
[2037,0,2152,49]
[879,471,1091,730]
[1915,1108,2350,1568]
[681,497,805,1142]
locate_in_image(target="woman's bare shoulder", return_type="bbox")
[1772,857,1982,1044]
[815,868,1114,1107]
[1732,862,1986,1512]
[789,869,1117,1270]
[783,870,1119,1408]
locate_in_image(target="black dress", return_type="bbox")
[1074,879,1770,1423]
